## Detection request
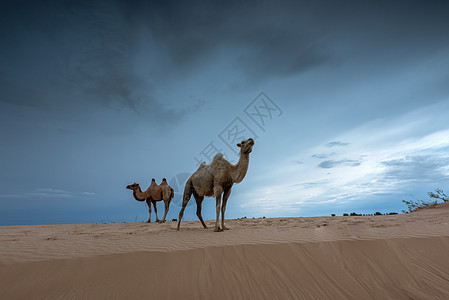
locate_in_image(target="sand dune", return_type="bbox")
[1,204,449,299]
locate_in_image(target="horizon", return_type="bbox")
[1,0,449,226]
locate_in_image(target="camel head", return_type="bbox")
[126,182,140,190]
[237,138,255,154]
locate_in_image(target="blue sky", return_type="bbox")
[1,0,449,225]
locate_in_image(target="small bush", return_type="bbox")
[402,200,438,213]
[402,188,448,213]
[428,188,448,202]
[402,199,438,213]
[389,212,398,215]
[343,213,349,216]
[331,214,336,217]
[172,218,177,222]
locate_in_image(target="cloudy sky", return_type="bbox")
[1,0,449,225]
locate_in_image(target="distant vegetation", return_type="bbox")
[402,188,448,213]
[330,189,448,217]
[338,211,398,217]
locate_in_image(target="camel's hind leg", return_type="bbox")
[146,200,152,223]
[152,201,159,222]
[160,189,173,223]
[177,186,193,230]
[221,187,231,230]
[194,194,207,229]
[160,199,170,223]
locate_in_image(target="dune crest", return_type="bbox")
[1,204,449,299]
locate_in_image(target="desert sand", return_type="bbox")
[1,204,449,299]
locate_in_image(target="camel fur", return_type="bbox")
[126,178,174,223]
[177,138,254,232]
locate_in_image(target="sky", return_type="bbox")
[1,0,449,225]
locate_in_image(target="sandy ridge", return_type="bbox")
[1,205,449,299]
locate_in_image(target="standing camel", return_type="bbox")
[126,178,174,223]
[177,138,254,232]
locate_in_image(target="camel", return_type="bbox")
[126,178,174,223]
[177,138,254,232]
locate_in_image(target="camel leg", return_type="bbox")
[146,200,152,223]
[177,189,192,230]
[221,188,231,230]
[160,200,169,223]
[194,194,207,229]
[152,201,160,222]
[214,186,223,232]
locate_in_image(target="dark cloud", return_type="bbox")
[231,28,329,81]
[0,0,196,124]
[326,141,349,147]
[3,0,449,113]
[318,159,360,169]
[125,0,449,83]
[381,153,449,183]
[122,0,331,82]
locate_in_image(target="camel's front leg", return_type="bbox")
[146,200,152,223]
[221,187,231,230]
[160,200,170,223]
[152,201,160,222]
[214,186,223,232]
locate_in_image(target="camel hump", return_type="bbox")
[213,153,224,160]
[162,178,167,182]
[152,178,156,182]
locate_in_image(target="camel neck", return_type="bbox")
[232,151,250,183]
[133,187,146,201]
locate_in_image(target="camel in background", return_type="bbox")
[126,178,174,223]
[178,138,254,232]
